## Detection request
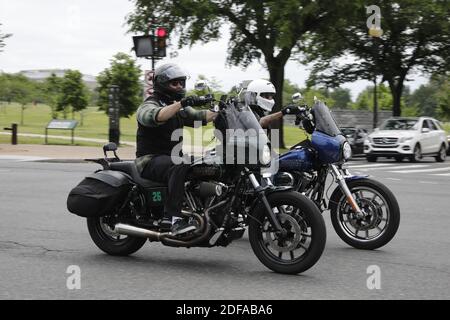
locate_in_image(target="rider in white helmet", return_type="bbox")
[245,78,298,128]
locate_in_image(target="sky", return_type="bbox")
[0,0,428,101]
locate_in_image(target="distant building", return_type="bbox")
[18,69,97,90]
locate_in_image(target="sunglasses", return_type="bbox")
[169,79,186,87]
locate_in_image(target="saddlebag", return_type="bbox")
[67,170,132,217]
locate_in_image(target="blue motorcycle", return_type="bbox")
[274,100,400,250]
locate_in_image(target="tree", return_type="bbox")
[352,84,393,111]
[329,88,352,109]
[96,53,142,118]
[126,0,351,147]
[43,73,63,119]
[58,70,89,119]
[434,74,450,121]
[0,23,12,52]
[407,73,450,120]
[306,0,450,117]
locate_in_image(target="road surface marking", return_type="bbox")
[431,173,450,177]
[389,167,450,174]
[357,164,429,171]
[347,164,392,169]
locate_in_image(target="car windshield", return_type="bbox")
[380,119,419,130]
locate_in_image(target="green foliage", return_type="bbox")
[306,0,450,116]
[407,73,450,120]
[57,70,89,119]
[352,84,393,111]
[0,23,12,52]
[96,53,142,118]
[43,73,63,119]
[329,88,351,109]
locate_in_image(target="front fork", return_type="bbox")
[330,164,365,219]
[247,170,287,237]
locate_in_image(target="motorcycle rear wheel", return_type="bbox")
[87,216,147,256]
[248,191,326,274]
[329,178,400,250]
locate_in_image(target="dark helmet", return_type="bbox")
[153,63,187,101]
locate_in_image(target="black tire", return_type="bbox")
[410,144,422,162]
[248,191,326,274]
[394,156,403,162]
[435,144,446,162]
[366,155,377,162]
[87,217,147,256]
[329,178,400,250]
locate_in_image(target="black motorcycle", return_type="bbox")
[67,97,326,274]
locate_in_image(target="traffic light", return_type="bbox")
[153,27,167,57]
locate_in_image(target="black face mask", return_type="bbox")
[154,87,185,103]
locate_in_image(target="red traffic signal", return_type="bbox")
[156,27,167,38]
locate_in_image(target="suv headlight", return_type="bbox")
[260,144,271,165]
[343,142,352,160]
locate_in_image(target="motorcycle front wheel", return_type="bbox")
[87,216,147,256]
[248,191,326,274]
[329,178,400,250]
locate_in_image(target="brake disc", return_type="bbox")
[264,213,302,252]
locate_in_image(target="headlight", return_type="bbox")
[260,144,271,165]
[399,136,413,143]
[343,141,352,160]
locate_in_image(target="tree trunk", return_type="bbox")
[388,78,405,117]
[268,61,286,149]
[21,104,25,125]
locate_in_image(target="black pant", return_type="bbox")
[141,155,190,218]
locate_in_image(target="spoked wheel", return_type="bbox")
[87,216,147,256]
[329,178,400,250]
[249,191,326,274]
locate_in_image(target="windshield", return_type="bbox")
[220,101,269,146]
[312,102,342,136]
[380,119,419,130]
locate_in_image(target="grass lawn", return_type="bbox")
[0,134,105,147]
[0,102,308,148]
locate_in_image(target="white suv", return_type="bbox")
[364,117,448,162]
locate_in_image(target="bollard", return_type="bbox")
[3,123,18,145]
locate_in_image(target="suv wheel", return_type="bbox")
[435,144,446,162]
[366,155,377,162]
[410,144,422,163]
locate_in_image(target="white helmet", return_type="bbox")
[245,79,276,112]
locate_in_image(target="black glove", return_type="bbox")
[180,95,205,108]
[281,105,300,115]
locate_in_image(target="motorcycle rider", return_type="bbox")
[244,79,300,129]
[135,63,217,235]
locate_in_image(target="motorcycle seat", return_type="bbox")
[109,161,167,188]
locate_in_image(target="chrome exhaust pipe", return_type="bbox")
[114,223,165,241]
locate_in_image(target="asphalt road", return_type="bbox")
[0,158,449,300]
